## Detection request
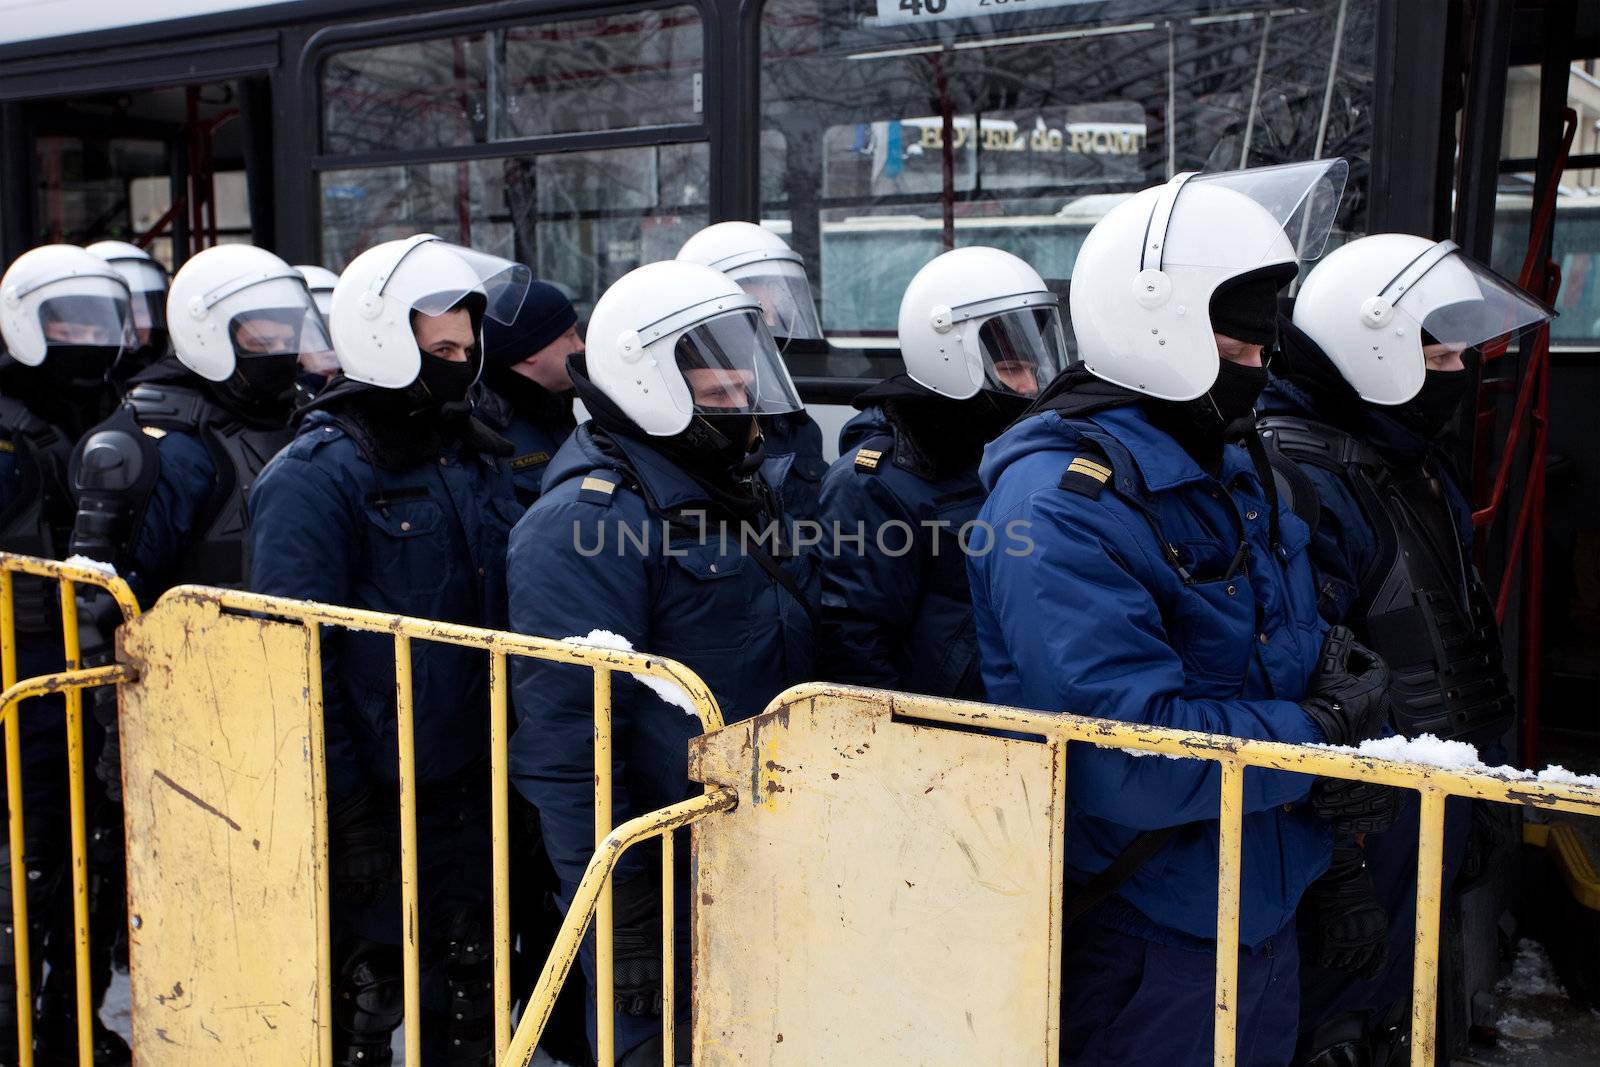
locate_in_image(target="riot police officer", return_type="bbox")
[677,222,828,522]
[475,278,581,507]
[86,240,170,388]
[968,160,1394,1066]
[250,235,529,1066]
[0,243,135,1064]
[507,260,816,1066]
[1258,234,1554,1065]
[293,264,342,399]
[817,246,1063,698]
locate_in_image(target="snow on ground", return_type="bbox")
[563,629,699,717]
[1454,939,1600,1067]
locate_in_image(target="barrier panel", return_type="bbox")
[0,552,141,1067]
[510,683,1600,1067]
[116,583,720,1067]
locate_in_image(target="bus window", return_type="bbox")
[319,144,708,323]
[322,8,703,154]
[760,0,1377,380]
[317,8,708,324]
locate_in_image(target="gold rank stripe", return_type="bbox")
[579,475,617,495]
[855,448,883,470]
[1067,457,1111,482]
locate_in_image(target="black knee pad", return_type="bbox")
[440,907,494,1065]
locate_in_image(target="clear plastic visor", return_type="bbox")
[220,276,333,360]
[110,259,168,295]
[388,240,532,324]
[1184,158,1350,262]
[1397,252,1555,350]
[128,290,166,333]
[729,261,823,341]
[39,292,134,351]
[975,306,1070,398]
[671,309,802,418]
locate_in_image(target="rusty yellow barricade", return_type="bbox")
[509,684,1600,1067]
[0,553,141,1067]
[5,553,1600,1067]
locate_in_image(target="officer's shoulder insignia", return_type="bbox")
[577,470,622,505]
[511,451,550,472]
[1057,454,1112,499]
[0,437,14,454]
[140,425,167,440]
[854,447,884,473]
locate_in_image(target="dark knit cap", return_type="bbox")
[483,279,577,368]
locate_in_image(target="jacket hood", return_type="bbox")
[545,421,730,515]
[837,404,891,455]
[979,410,1074,492]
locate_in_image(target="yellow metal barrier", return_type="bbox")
[122,583,721,1066]
[509,683,1600,1067]
[0,553,141,1067]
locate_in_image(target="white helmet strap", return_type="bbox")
[1377,239,1459,304]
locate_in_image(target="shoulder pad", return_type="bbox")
[126,383,207,431]
[1057,454,1113,499]
[75,428,149,493]
[576,470,623,506]
[1266,449,1321,537]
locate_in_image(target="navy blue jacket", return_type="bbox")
[501,412,569,509]
[1258,376,1473,625]
[249,409,522,800]
[969,405,1330,947]
[124,431,217,606]
[476,379,576,510]
[508,423,816,888]
[815,406,985,698]
[758,410,827,524]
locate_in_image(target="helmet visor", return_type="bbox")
[39,293,134,351]
[729,261,823,341]
[219,276,333,361]
[1397,250,1555,350]
[975,306,1069,398]
[672,309,802,418]
[111,259,168,295]
[393,241,532,325]
[1186,158,1349,262]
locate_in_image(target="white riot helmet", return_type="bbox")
[1069,159,1349,401]
[293,265,342,378]
[897,246,1067,400]
[329,235,530,389]
[0,244,134,366]
[676,222,823,342]
[1292,234,1554,405]
[586,260,803,437]
[295,265,339,319]
[86,240,168,343]
[166,244,330,383]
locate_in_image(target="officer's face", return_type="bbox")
[234,317,299,356]
[1213,333,1264,368]
[992,360,1040,397]
[512,324,582,391]
[1421,343,1467,372]
[43,319,113,345]
[414,307,476,363]
[685,367,752,411]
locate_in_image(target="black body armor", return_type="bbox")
[70,382,293,591]
[0,398,76,634]
[1260,414,1512,745]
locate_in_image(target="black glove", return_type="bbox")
[1310,776,1400,836]
[1301,625,1393,746]
[327,788,396,907]
[610,875,663,1017]
[1299,843,1389,979]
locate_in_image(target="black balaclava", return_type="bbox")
[568,353,770,522]
[1142,265,1293,469]
[1396,369,1471,440]
[854,374,1028,478]
[0,347,118,439]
